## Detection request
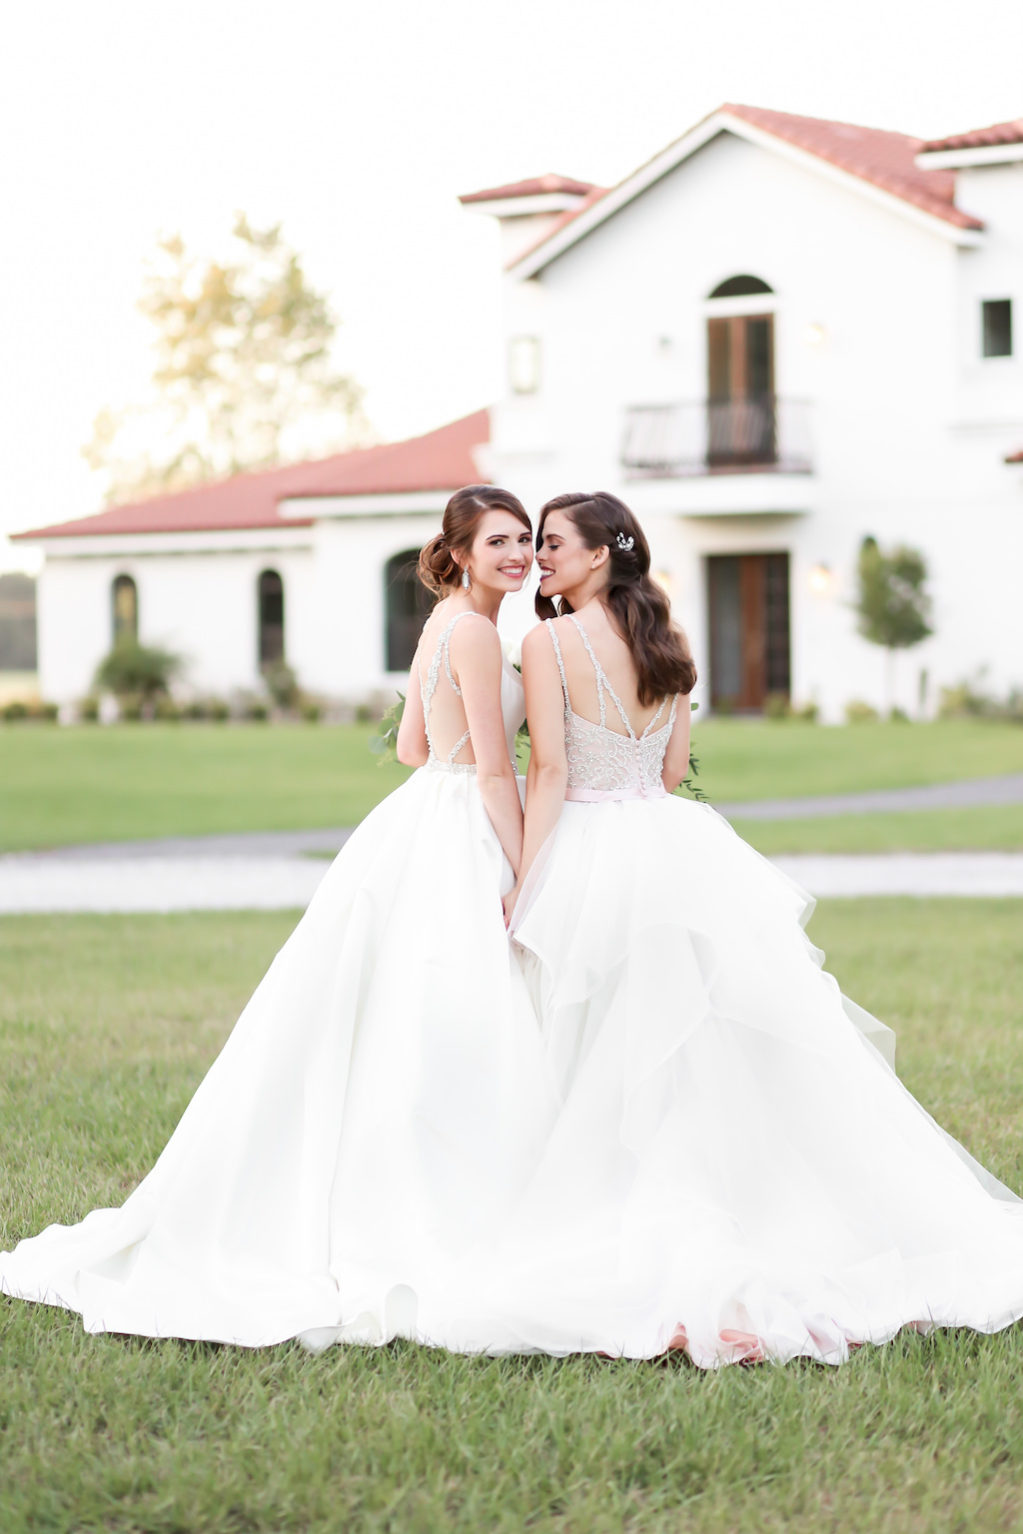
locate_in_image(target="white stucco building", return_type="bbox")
[17,103,1023,718]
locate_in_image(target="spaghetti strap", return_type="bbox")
[419,610,490,766]
[566,614,671,740]
[545,620,571,713]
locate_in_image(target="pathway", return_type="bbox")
[3,773,1023,913]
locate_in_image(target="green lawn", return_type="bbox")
[2,717,1023,854]
[0,722,410,852]
[736,803,1023,855]
[3,902,1023,1532]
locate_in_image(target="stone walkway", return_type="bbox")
[3,774,1022,913]
[717,772,1023,821]
[3,842,1023,913]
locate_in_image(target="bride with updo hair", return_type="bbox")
[1,483,552,1352]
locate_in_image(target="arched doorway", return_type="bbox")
[112,574,138,643]
[257,569,285,668]
[706,275,776,467]
[384,549,432,672]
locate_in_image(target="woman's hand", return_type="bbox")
[503,884,524,931]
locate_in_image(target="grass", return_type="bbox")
[735,803,1023,856]
[1,717,1023,854]
[0,722,410,852]
[3,902,1023,1532]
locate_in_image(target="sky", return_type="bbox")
[2,0,1021,570]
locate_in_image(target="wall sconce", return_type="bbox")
[806,322,827,347]
[508,335,541,394]
[808,562,833,594]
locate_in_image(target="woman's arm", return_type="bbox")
[451,620,524,872]
[661,694,693,793]
[504,624,568,922]
[395,665,429,767]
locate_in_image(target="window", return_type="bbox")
[384,549,432,672]
[508,335,541,394]
[982,299,1013,358]
[257,570,284,668]
[708,275,774,299]
[112,574,138,643]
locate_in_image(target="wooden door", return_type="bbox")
[707,552,790,711]
[706,315,776,466]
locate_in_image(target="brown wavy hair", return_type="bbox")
[417,485,532,597]
[536,492,696,702]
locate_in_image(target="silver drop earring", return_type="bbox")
[461,568,471,590]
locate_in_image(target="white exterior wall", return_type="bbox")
[36,530,316,702]
[492,129,1023,719]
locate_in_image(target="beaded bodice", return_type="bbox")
[547,617,677,799]
[418,610,522,772]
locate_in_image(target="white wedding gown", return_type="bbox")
[489,615,1023,1367]
[0,612,553,1349]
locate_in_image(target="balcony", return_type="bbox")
[622,398,812,479]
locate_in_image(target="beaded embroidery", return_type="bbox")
[547,618,678,796]
[418,610,519,772]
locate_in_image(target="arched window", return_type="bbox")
[112,574,138,643]
[257,569,285,668]
[708,274,774,299]
[706,276,776,466]
[384,549,432,672]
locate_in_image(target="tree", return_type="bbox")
[855,536,933,714]
[85,214,368,506]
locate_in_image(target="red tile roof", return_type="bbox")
[510,103,983,271]
[460,173,599,205]
[921,118,1023,153]
[14,410,491,541]
[1005,448,1023,464]
[723,104,982,231]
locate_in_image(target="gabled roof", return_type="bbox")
[14,410,491,541]
[459,173,599,204]
[510,102,983,275]
[723,104,980,231]
[921,118,1023,153]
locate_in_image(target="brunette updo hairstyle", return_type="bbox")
[417,484,532,597]
[536,491,697,703]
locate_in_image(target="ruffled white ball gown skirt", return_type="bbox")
[0,764,552,1349]
[506,793,1023,1368]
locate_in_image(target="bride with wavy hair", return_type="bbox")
[0,484,551,1352]
[498,489,1023,1369]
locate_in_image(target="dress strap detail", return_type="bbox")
[545,620,571,713]
[566,614,671,741]
[419,610,489,766]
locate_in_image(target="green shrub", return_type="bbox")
[118,695,144,722]
[845,698,879,724]
[244,699,269,722]
[207,697,230,723]
[763,691,791,720]
[262,660,300,711]
[94,638,181,702]
[301,699,323,723]
[937,674,1023,722]
[2,699,29,722]
[28,701,59,723]
[153,696,182,722]
[889,706,911,723]
[794,701,819,723]
[78,695,100,722]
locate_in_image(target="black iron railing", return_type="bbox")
[622,398,812,478]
